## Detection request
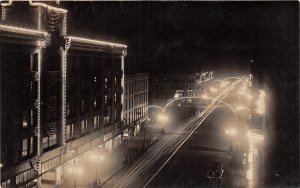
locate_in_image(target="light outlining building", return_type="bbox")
[123,73,149,139]
[0,1,127,187]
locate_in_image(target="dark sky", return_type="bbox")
[61,2,299,185]
[63,1,298,75]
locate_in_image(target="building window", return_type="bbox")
[1,179,11,188]
[104,115,110,125]
[81,120,87,134]
[105,78,108,88]
[22,138,28,157]
[94,116,98,128]
[105,95,108,106]
[23,111,28,128]
[66,124,74,140]
[49,134,57,146]
[67,102,70,116]
[81,99,85,113]
[94,97,97,109]
[30,137,34,155]
[30,109,34,126]
[30,53,38,72]
[42,134,57,150]
[15,169,37,186]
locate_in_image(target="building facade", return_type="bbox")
[1,1,126,187]
[149,73,198,105]
[123,74,149,139]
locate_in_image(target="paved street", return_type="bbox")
[147,111,247,188]
[105,108,248,188]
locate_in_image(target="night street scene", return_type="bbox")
[0,1,299,188]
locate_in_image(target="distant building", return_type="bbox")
[149,73,198,105]
[123,73,149,139]
[1,1,126,187]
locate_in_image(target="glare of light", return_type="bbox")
[174,93,180,98]
[247,94,252,101]
[77,168,82,174]
[68,166,74,173]
[158,114,168,122]
[210,87,217,93]
[247,130,251,138]
[201,93,208,99]
[247,168,253,180]
[235,106,251,115]
[236,106,243,111]
[90,154,96,161]
[230,128,237,136]
[99,155,104,161]
[225,128,236,136]
[255,90,266,115]
[238,90,245,95]
[220,81,229,88]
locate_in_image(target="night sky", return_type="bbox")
[61,1,299,185]
[63,1,298,75]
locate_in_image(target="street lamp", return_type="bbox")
[210,87,217,93]
[158,113,168,133]
[225,127,237,136]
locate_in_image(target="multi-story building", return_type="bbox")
[1,1,126,187]
[149,73,198,105]
[123,74,149,139]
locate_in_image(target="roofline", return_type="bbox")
[69,36,127,49]
[0,24,49,38]
[1,0,68,13]
[28,0,68,13]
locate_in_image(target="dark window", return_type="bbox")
[42,134,57,150]
[66,124,74,140]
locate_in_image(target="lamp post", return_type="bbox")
[158,113,168,134]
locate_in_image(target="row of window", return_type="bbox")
[65,114,111,141]
[41,156,60,173]
[125,79,148,95]
[67,92,118,116]
[1,169,38,188]
[15,168,37,186]
[125,92,148,111]
[124,105,148,126]
[1,179,11,188]
[22,109,36,128]
[21,137,35,158]
[42,134,57,150]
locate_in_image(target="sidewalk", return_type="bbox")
[100,127,163,188]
